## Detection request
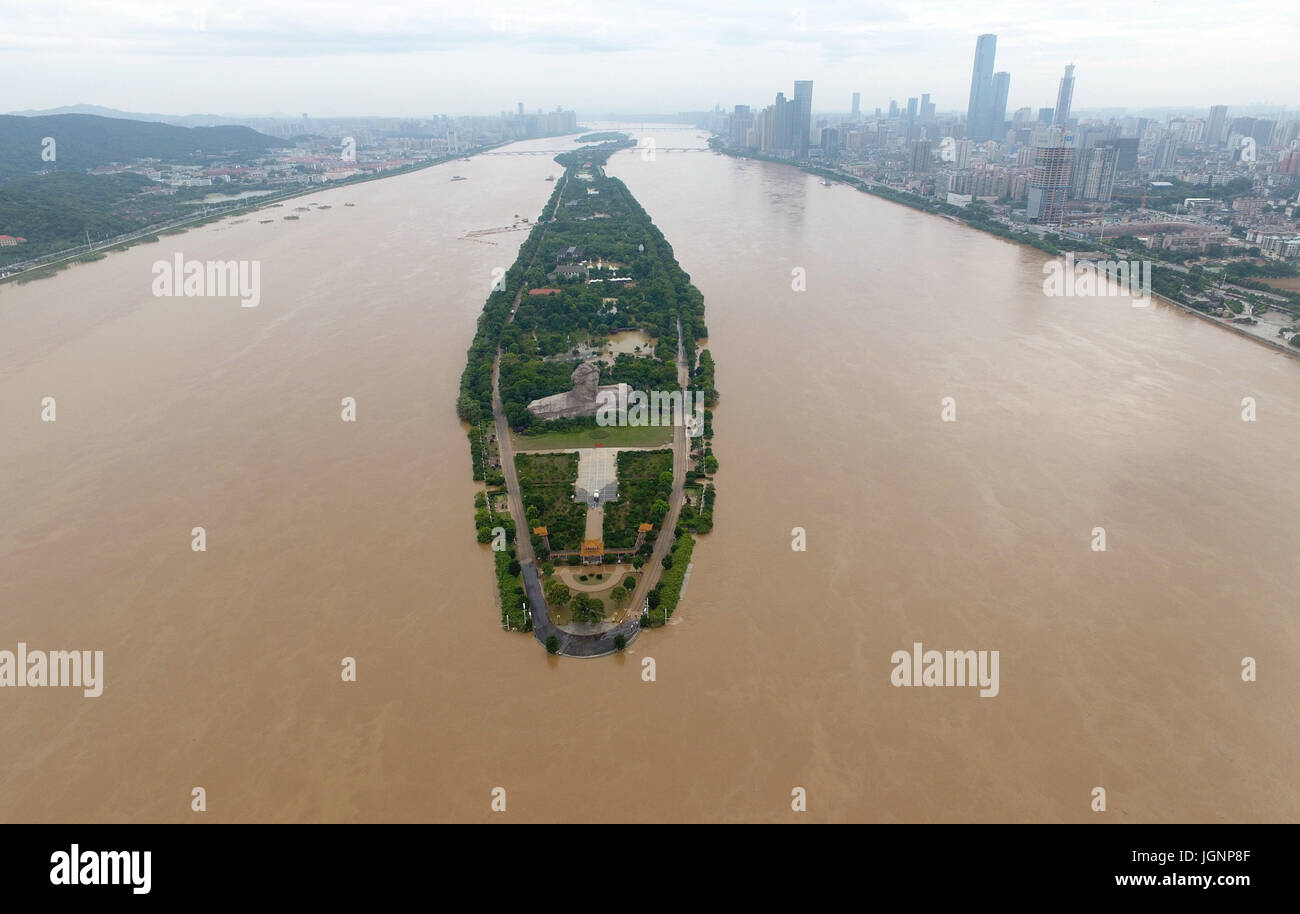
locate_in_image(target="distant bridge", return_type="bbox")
[480,148,711,156]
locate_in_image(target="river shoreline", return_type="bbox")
[0,137,550,288]
[713,142,1300,363]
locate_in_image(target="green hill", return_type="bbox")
[0,113,287,182]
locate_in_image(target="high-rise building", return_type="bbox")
[852,92,861,118]
[920,93,934,120]
[773,92,792,154]
[1207,105,1228,147]
[1027,136,1074,223]
[1251,119,1277,146]
[966,34,997,141]
[792,80,814,159]
[990,72,1011,140]
[1076,145,1118,202]
[1053,65,1076,126]
[1068,127,1107,198]
[1153,133,1178,172]
[907,97,918,125]
[955,138,972,170]
[910,139,932,172]
[1100,137,1139,172]
[731,105,754,148]
[1038,107,1055,125]
[821,127,841,156]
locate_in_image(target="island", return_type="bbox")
[459,138,719,656]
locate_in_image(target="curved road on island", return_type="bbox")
[491,310,689,653]
[488,165,692,657]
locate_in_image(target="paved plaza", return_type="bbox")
[574,447,620,507]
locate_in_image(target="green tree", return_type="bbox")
[611,585,628,606]
[546,635,559,654]
[570,592,592,623]
[545,580,571,606]
[613,634,626,652]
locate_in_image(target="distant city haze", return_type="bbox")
[2,0,1296,116]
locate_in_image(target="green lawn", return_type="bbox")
[515,453,586,552]
[513,423,672,452]
[603,449,673,548]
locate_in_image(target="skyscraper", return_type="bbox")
[910,139,932,172]
[1153,133,1178,172]
[966,33,997,141]
[773,91,792,155]
[1027,135,1074,224]
[731,105,754,148]
[955,138,972,170]
[1101,137,1139,172]
[852,92,861,118]
[1207,105,1228,147]
[792,80,814,159]
[990,72,1011,141]
[1053,65,1076,126]
[1076,145,1118,202]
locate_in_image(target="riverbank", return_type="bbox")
[0,141,512,288]
[712,141,1300,363]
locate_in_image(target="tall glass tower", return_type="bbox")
[966,34,997,141]
[1054,65,1076,126]
[793,80,814,159]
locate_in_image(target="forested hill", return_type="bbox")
[0,113,287,182]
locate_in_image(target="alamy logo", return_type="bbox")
[50,845,150,894]
[151,253,261,308]
[1043,252,1151,306]
[890,642,1000,697]
[595,388,705,437]
[0,643,103,697]
[939,136,956,162]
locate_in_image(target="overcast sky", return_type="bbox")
[3,0,1296,118]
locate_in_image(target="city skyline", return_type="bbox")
[3,1,1297,117]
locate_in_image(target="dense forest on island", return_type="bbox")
[457,138,711,432]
